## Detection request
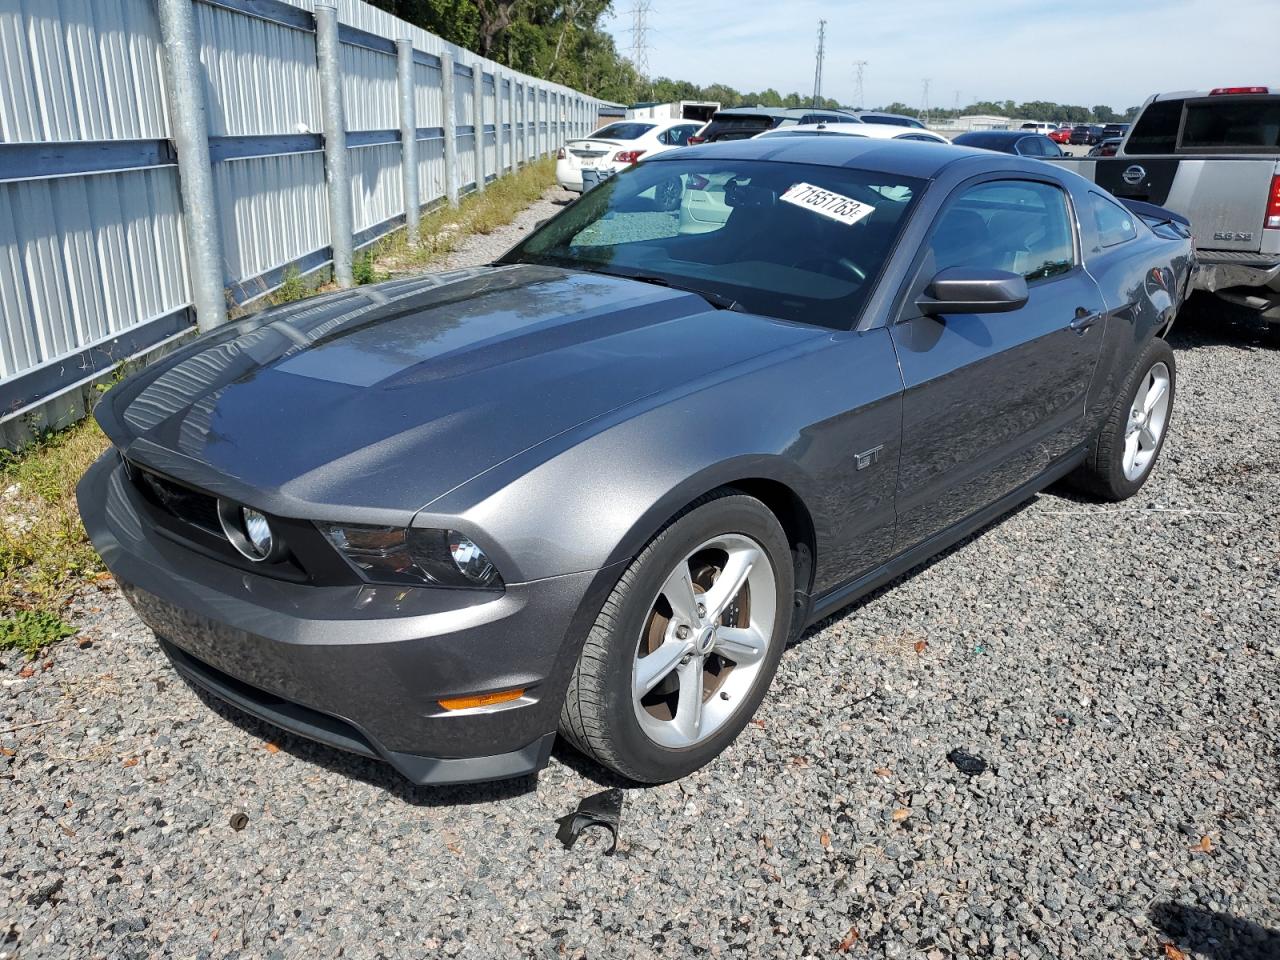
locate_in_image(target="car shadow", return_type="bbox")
[791,495,1039,646]
[1169,294,1280,351]
[1150,902,1280,960]
[181,679,539,807]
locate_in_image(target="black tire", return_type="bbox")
[1068,338,1176,501]
[559,491,794,783]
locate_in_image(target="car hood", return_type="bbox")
[99,264,823,519]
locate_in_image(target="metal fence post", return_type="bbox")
[472,63,486,192]
[156,0,227,333]
[315,4,353,288]
[396,39,419,244]
[515,81,524,166]
[494,69,504,178]
[441,51,459,206]
[504,78,514,174]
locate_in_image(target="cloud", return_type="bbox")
[606,0,1277,109]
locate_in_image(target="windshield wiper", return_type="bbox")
[596,271,743,312]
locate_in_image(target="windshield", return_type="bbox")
[500,158,925,329]
[588,122,656,141]
[699,115,777,142]
[1127,96,1280,154]
[1181,98,1280,151]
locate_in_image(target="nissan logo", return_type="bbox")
[1122,164,1147,186]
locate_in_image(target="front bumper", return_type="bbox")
[77,451,605,785]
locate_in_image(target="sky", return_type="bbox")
[603,0,1278,111]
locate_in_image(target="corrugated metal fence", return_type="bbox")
[0,0,599,445]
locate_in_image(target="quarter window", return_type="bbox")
[1090,193,1138,246]
[928,180,1075,284]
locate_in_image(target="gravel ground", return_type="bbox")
[432,184,578,269]
[2,223,1278,957]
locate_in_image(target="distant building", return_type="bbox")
[933,114,1012,132]
[597,100,626,123]
[626,101,720,123]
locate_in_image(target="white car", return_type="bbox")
[679,123,951,234]
[556,119,703,192]
[1019,122,1059,135]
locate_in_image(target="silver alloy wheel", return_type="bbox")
[631,533,777,749]
[1123,360,1171,481]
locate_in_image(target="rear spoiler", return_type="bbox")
[1118,198,1191,229]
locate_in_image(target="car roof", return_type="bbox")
[712,106,860,120]
[650,134,1031,180]
[953,131,1028,147]
[759,123,946,141]
[855,111,918,122]
[1150,87,1278,101]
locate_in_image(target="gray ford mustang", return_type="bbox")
[78,137,1193,785]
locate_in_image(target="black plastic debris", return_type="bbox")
[555,788,624,854]
[947,748,988,776]
[229,811,250,831]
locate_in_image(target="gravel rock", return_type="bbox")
[1,266,1277,956]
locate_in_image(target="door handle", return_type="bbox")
[1068,309,1102,333]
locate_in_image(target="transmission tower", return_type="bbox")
[811,20,827,108]
[953,90,961,119]
[629,1,652,88]
[852,60,868,110]
[920,78,931,127]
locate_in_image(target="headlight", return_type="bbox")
[319,524,504,590]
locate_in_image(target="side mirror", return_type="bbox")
[916,267,1029,315]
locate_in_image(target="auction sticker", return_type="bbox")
[780,182,875,226]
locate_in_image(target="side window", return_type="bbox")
[927,180,1075,284]
[667,125,696,146]
[656,129,671,145]
[1090,193,1138,246]
[1017,136,1044,156]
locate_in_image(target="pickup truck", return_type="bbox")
[1053,87,1280,323]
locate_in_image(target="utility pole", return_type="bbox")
[953,90,960,119]
[812,20,826,108]
[630,1,652,97]
[852,60,868,110]
[920,78,931,127]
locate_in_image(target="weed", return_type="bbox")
[271,266,308,305]
[352,250,385,286]
[0,610,75,658]
[1,418,108,655]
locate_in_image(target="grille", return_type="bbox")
[130,466,222,536]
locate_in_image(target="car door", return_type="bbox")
[889,175,1106,551]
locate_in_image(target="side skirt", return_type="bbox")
[804,447,1087,628]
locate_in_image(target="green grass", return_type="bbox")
[373,157,556,275]
[0,160,559,659]
[0,418,109,658]
[269,266,309,305]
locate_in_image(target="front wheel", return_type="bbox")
[1068,338,1176,501]
[559,492,794,783]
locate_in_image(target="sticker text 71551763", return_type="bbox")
[779,182,876,227]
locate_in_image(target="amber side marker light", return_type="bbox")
[438,688,526,711]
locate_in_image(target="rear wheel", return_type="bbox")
[1069,338,1175,501]
[560,492,793,783]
